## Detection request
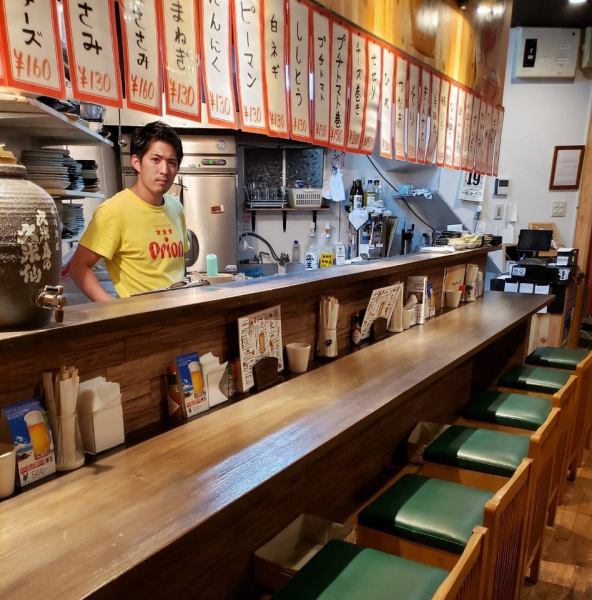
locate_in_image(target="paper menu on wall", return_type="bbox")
[441,264,467,308]
[238,305,283,391]
[360,284,400,340]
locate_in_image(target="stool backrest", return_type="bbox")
[525,407,559,570]
[483,458,532,600]
[433,526,488,600]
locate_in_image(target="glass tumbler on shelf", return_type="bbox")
[56,412,85,471]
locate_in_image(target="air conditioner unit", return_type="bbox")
[513,28,581,79]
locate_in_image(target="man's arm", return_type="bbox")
[69,245,113,302]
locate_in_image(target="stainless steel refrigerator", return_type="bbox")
[120,135,237,273]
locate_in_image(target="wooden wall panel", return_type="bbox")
[316,0,513,105]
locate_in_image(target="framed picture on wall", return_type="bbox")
[549,145,585,190]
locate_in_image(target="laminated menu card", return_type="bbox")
[238,305,284,392]
[360,284,401,340]
[175,352,209,418]
[1,398,55,487]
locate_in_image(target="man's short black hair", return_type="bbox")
[129,121,183,164]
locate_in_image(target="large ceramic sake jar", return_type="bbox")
[0,156,61,328]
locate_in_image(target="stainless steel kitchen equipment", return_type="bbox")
[120,135,237,273]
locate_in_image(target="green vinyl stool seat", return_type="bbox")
[423,425,530,477]
[357,474,492,554]
[525,347,589,371]
[498,365,571,395]
[463,390,552,431]
[273,539,448,600]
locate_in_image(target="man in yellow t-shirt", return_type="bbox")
[70,122,188,300]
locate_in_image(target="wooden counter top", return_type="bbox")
[0,291,549,600]
[0,247,497,352]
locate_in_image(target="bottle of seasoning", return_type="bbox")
[166,365,184,421]
[351,311,362,347]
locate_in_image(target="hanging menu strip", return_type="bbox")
[444,83,458,168]
[486,103,498,176]
[262,0,288,137]
[328,20,349,149]
[394,55,407,161]
[475,99,488,174]
[416,67,431,163]
[201,0,237,127]
[360,39,382,154]
[407,63,420,162]
[121,0,162,115]
[63,0,122,107]
[233,0,268,133]
[425,73,440,164]
[0,0,65,98]
[460,92,474,171]
[346,31,367,151]
[467,96,481,172]
[159,0,201,122]
[379,46,395,159]
[452,89,465,169]
[492,107,504,176]
[312,8,330,144]
[436,78,450,166]
[288,0,311,141]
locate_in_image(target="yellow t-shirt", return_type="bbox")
[79,189,189,298]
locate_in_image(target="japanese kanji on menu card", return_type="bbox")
[0,0,503,176]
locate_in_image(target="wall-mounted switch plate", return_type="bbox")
[493,204,504,220]
[551,200,567,217]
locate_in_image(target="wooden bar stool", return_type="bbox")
[422,411,559,583]
[496,365,578,518]
[356,460,532,600]
[273,528,488,600]
[524,347,592,469]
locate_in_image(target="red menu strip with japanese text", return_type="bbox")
[63,0,123,108]
[120,0,163,115]
[0,0,66,98]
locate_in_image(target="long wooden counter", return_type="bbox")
[0,292,550,599]
[0,247,494,351]
[0,248,495,433]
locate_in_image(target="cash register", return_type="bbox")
[490,229,578,313]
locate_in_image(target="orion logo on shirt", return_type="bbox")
[148,224,183,260]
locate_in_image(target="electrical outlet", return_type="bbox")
[493,204,504,220]
[551,200,567,217]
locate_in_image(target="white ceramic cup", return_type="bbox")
[445,289,462,308]
[0,443,16,499]
[402,309,414,330]
[286,343,311,373]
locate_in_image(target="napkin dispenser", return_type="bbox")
[78,377,124,453]
[199,353,229,407]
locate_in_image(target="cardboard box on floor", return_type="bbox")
[254,514,352,592]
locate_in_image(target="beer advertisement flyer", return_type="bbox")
[175,352,209,419]
[1,399,56,487]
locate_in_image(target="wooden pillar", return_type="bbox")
[573,109,592,318]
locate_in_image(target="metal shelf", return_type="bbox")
[244,206,330,232]
[0,93,113,146]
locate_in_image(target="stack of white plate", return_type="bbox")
[21,149,71,192]
[61,203,84,240]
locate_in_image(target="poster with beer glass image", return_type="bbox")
[2,399,56,487]
[175,352,209,418]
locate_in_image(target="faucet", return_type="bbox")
[36,285,66,323]
[239,232,290,266]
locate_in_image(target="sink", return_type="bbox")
[237,263,279,278]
